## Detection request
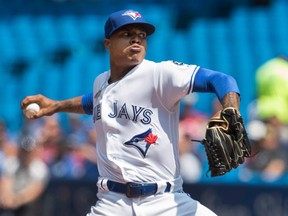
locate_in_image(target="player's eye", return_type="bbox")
[121,31,146,39]
[123,32,130,37]
[138,32,146,39]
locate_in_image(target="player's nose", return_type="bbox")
[130,36,141,44]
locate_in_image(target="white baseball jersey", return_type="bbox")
[92,59,199,185]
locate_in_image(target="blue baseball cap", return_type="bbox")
[104,10,155,38]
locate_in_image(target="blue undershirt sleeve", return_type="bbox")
[81,92,93,115]
[193,67,240,101]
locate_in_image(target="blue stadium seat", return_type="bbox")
[56,15,81,47]
[229,7,255,75]
[249,8,273,64]
[11,16,40,60]
[39,65,62,99]
[0,21,18,62]
[21,65,41,96]
[78,15,105,42]
[207,19,231,73]
[269,0,288,55]
[85,54,108,82]
[34,16,60,52]
[0,73,21,129]
[188,19,211,67]
[61,57,84,98]
[168,32,190,63]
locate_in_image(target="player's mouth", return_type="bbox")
[130,45,142,52]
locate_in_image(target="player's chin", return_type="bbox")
[130,52,145,61]
[130,58,144,66]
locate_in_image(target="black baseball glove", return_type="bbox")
[200,107,251,177]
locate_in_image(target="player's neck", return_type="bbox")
[108,64,136,84]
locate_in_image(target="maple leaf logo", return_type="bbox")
[145,133,158,144]
[124,129,158,157]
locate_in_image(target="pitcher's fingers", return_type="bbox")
[21,94,43,109]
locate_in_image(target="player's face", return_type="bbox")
[105,25,147,67]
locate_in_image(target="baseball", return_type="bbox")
[25,103,40,118]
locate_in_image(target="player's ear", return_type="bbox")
[104,39,110,51]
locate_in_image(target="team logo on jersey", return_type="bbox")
[122,10,142,20]
[124,128,158,157]
[172,60,190,67]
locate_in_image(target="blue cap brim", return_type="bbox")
[107,23,155,38]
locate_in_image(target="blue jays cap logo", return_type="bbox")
[124,128,158,157]
[122,10,142,20]
[105,9,155,38]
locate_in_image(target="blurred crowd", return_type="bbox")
[178,94,288,184]
[0,114,98,215]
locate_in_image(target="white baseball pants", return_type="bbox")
[86,190,217,216]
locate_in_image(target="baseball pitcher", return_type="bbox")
[21,9,251,216]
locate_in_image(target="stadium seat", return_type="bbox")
[56,15,81,47]
[269,0,288,55]
[0,21,18,62]
[188,19,211,67]
[10,16,40,60]
[249,8,273,64]
[34,16,60,52]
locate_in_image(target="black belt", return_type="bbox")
[106,180,171,198]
